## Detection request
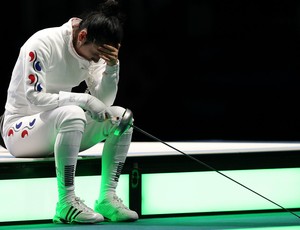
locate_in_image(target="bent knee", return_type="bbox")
[109,106,127,118]
[56,105,86,132]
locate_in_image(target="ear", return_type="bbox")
[78,29,87,43]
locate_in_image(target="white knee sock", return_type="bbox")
[54,130,83,204]
[99,128,132,201]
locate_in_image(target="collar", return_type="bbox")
[65,18,91,69]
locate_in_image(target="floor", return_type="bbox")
[1,212,300,230]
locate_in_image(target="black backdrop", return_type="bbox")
[2,0,300,141]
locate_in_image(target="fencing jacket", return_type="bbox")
[5,18,119,116]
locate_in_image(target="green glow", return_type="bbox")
[114,129,121,136]
[2,168,300,223]
[0,175,129,222]
[142,168,300,215]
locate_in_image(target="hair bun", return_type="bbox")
[98,0,121,18]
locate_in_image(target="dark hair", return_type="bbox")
[79,0,125,47]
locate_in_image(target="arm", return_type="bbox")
[86,44,121,106]
[86,61,119,106]
[23,39,60,112]
[23,38,110,122]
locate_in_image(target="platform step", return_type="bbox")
[1,141,300,224]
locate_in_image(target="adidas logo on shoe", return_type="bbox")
[53,197,104,224]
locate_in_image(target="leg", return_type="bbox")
[51,106,104,224]
[3,106,104,224]
[94,126,138,222]
[81,106,138,221]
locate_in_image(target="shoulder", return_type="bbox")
[19,20,73,64]
[24,19,74,46]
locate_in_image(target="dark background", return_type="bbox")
[3,0,300,142]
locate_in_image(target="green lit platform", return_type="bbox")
[1,141,300,225]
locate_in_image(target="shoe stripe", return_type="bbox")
[65,206,75,222]
[69,207,80,222]
[66,206,84,222]
[72,210,83,220]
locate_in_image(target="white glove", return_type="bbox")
[85,95,113,122]
[58,91,112,122]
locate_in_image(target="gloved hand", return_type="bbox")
[58,91,112,122]
[85,95,113,122]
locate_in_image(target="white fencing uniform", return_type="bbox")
[2,17,126,157]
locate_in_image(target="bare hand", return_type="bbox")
[98,44,120,66]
